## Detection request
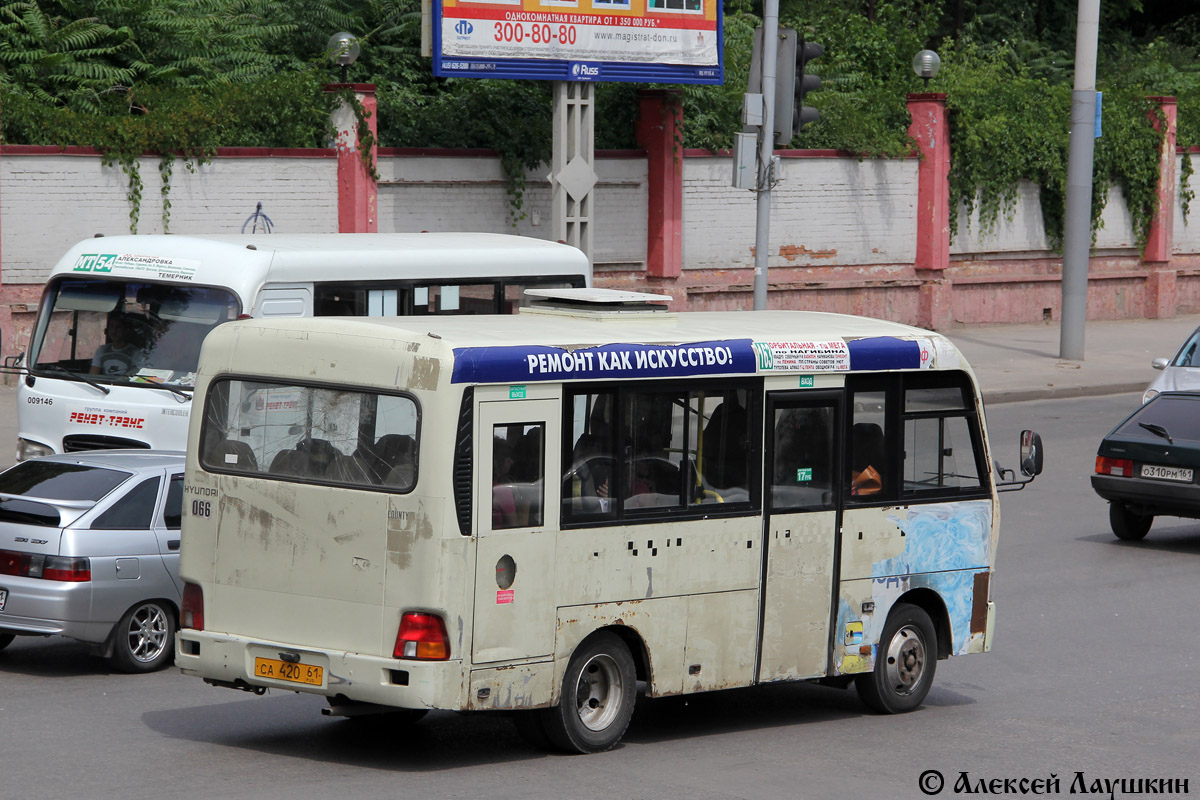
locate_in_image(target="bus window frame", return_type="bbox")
[197,373,423,495]
[559,377,764,529]
[312,274,587,317]
[844,371,991,507]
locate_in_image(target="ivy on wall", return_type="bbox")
[0,71,334,233]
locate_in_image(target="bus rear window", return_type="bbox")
[200,379,420,491]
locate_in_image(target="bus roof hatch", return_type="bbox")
[521,288,674,319]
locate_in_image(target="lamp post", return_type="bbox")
[327,31,361,83]
[912,49,941,88]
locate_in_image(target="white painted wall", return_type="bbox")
[0,153,337,284]
[951,179,1138,255]
[375,153,647,267]
[1174,153,1200,255]
[682,154,919,270]
[2,147,1189,289]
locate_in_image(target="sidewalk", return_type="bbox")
[947,314,1200,405]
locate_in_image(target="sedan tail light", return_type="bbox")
[1096,456,1134,477]
[0,550,90,582]
[181,582,205,630]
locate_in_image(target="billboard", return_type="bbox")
[432,0,723,84]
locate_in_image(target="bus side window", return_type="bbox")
[492,423,545,530]
[847,388,892,501]
[564,392,618,520]
[902,377,986,495]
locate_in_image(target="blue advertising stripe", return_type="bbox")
[452,340,758,384]
[847,337,922,370]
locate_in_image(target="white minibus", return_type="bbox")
[174,291,1041,753]
[9,232,589,461]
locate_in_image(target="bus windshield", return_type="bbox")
[29,278,240,389]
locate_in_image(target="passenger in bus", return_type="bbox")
[492,438,521,528]
[702,393,748,490]
[567,432,613,514]
[850,422,885,496]
[90,314,145,376]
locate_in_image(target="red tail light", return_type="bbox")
[181,582,205,630]
[1096,456,1134,477]
[394,612,450,660]
[0,551,90,582]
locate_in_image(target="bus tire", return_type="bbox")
[1109,503,1152,541]
[855,603,936,714]
[541,631,636,753]
[110,600,176,673]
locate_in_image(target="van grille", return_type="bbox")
[62,435,151,452]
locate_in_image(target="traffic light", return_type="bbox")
[793,40,823,134]
[748,29,823,147]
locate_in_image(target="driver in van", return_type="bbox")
[89,314,144,376]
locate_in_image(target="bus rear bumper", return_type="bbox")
[175,630,467,711]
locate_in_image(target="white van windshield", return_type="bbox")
[29,278,240,389]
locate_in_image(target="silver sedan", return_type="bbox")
[1144,326,1200,403]
[0,450,184,672]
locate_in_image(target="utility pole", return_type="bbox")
[751,0,780,311]
[1060,0,1100,360]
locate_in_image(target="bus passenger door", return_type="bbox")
[472,399,560,664]
[757,391,841,682]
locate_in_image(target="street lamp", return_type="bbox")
[327,31,361,83]
[912,49,941,89]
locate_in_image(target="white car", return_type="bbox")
[1143,326,1200,404]
[0,450,185,671]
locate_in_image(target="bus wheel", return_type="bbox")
[542,632,636,753]
[110,600,176,673]
[1109,503,1152,541]
[855,603,937,714]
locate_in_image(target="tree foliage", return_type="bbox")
[0,0,1199,245]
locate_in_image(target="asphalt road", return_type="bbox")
[1,392,1197,800]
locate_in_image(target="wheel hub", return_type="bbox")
[884,625,926,696]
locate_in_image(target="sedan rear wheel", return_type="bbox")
[110,600,176,673]
[1109,502,1153,541]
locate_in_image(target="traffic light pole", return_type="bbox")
[752,0,780,311]
[1060,0,1099,360]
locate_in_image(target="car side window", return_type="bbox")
[92,476,161,530]
[163,474,184,530]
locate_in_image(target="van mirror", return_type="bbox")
[1019,430,1043,477]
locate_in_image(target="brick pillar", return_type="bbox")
[1143,97,1177,264]
[1144,97,1178,319]
[325,83,378,233]
[907,93,950,273]
[636,90,682,279]
[908,94,953,330]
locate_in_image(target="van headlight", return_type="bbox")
[1142,389,1160,405]
[16,438,53,462]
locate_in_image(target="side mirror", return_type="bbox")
[1019,430,1043,477]
[1152,357,1169,371]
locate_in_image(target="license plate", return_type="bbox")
[253,657,324,686]
[0,588,6,612]
[1140,464,1194,482]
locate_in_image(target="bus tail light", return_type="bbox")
[181,582,205,630]
[0,551,90,582]
[394,612,450,660]
[1096,456,1134,477]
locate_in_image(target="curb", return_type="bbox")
[981,382,1146,406]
